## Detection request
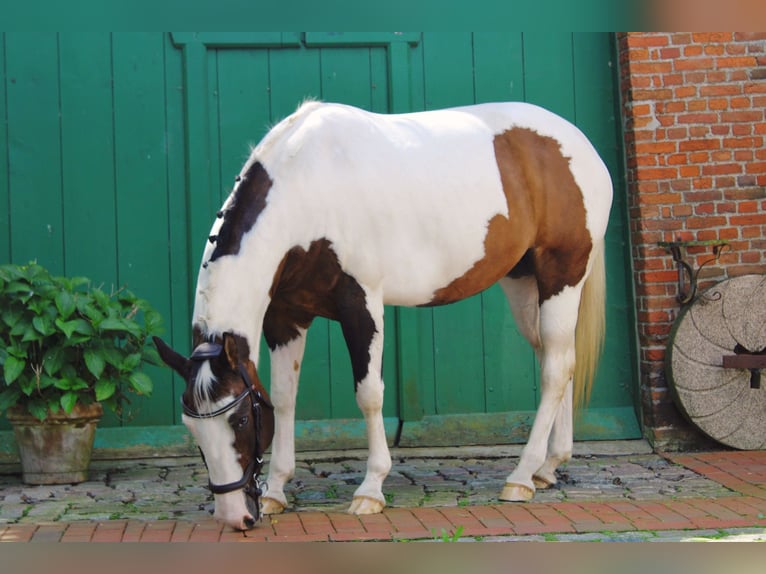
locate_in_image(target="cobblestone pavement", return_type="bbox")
[1,442,765,542]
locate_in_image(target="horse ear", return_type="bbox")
[153,337,191,380]
[222,333,241,370]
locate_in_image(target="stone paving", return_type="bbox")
[1,441,765,542]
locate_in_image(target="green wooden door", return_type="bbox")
[0,33,638,453]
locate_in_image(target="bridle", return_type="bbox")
[182,341,272,521]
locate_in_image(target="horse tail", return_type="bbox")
[573,237,606,413]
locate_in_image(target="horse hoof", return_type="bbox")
[499,482,535,502]
[261,497,286,515]
[532,475,555,490]
[348,496,385,515]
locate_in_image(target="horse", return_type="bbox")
[154,100,613,531]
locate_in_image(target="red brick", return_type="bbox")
[189,521,225,542]
[678,112,719,124]
[467,506,512,529]
[92,521,128,542]
[679,138,720,151]
[299,512,335,536]
[30,525,66,542]
[627,34,670,48]
[139,521,175,542]
[722,111,762,123]
[717,56,758,69]
[60,523,97,543]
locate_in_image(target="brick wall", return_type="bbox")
[618,32,766,449]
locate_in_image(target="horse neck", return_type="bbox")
[192,248,284,368]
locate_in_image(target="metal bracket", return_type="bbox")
[657,239,729,306]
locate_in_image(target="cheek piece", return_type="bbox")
[183,342,272,521]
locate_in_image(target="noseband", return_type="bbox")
[183,342,270,520]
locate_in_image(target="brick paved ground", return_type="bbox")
[0,443,765,542]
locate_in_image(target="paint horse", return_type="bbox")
[154,101,613,530]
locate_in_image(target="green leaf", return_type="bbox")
[53,377,74,391]
[0,387,21,411]
[79,302,103,322]
[84,349,106,379]
[55,318,78,338]
[128,372,153,396]
[47,398,60,415]
[120,353,142,372]
[99,318,128,332]
[102,347,124,368]
[142,346,162,367]
[32,315,53,336]
[21,325,41,342]
[55,290,76,319]
[143,309,163,336]
[91,288,110,310]
[3,355,25,384]
[60,392,78,414]
[2,307,22,328]
[43,347,67,376]
[29,399,49,421]
[72,319,94,336]
[95,378,116,401]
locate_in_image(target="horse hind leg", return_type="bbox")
[499,276,570,491]
[500,284,581,502]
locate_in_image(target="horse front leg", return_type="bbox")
[261,326,307,515]
[337,283,391,515]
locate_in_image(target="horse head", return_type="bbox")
[153,333,274,530]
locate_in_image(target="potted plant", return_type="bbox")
[0,261,162,484]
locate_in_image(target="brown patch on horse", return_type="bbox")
[209,162,273,263]
[264,239,377,387]
[428,127,591,305]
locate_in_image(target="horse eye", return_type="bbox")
[234,415,249,429]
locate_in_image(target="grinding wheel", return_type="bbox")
[666,274,766,450]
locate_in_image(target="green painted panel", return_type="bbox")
[370,48,389,113]
[399,407,642,448]
[0,34,9,263]
[481,286,538,413]
[162,34,192,422]
[319,47,372,108]
[421,32,474,110]
[433,297,486,414]
[58,33,118,285]
[522,33,575,120]
[268,47,321,120]
[473,33,525,103]
[216,48,271,193]
[111,33,174,426]
[5,33,64,272]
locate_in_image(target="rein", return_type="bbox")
[183,342,271,520]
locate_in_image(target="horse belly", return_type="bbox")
[333,181,512,307]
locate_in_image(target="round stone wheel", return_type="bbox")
[666,274,766,450]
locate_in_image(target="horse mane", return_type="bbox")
[254,99,324,161]
[192,360,218,409]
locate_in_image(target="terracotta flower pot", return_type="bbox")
[7,402,103,485]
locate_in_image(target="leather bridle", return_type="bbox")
[183,342,271,521]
